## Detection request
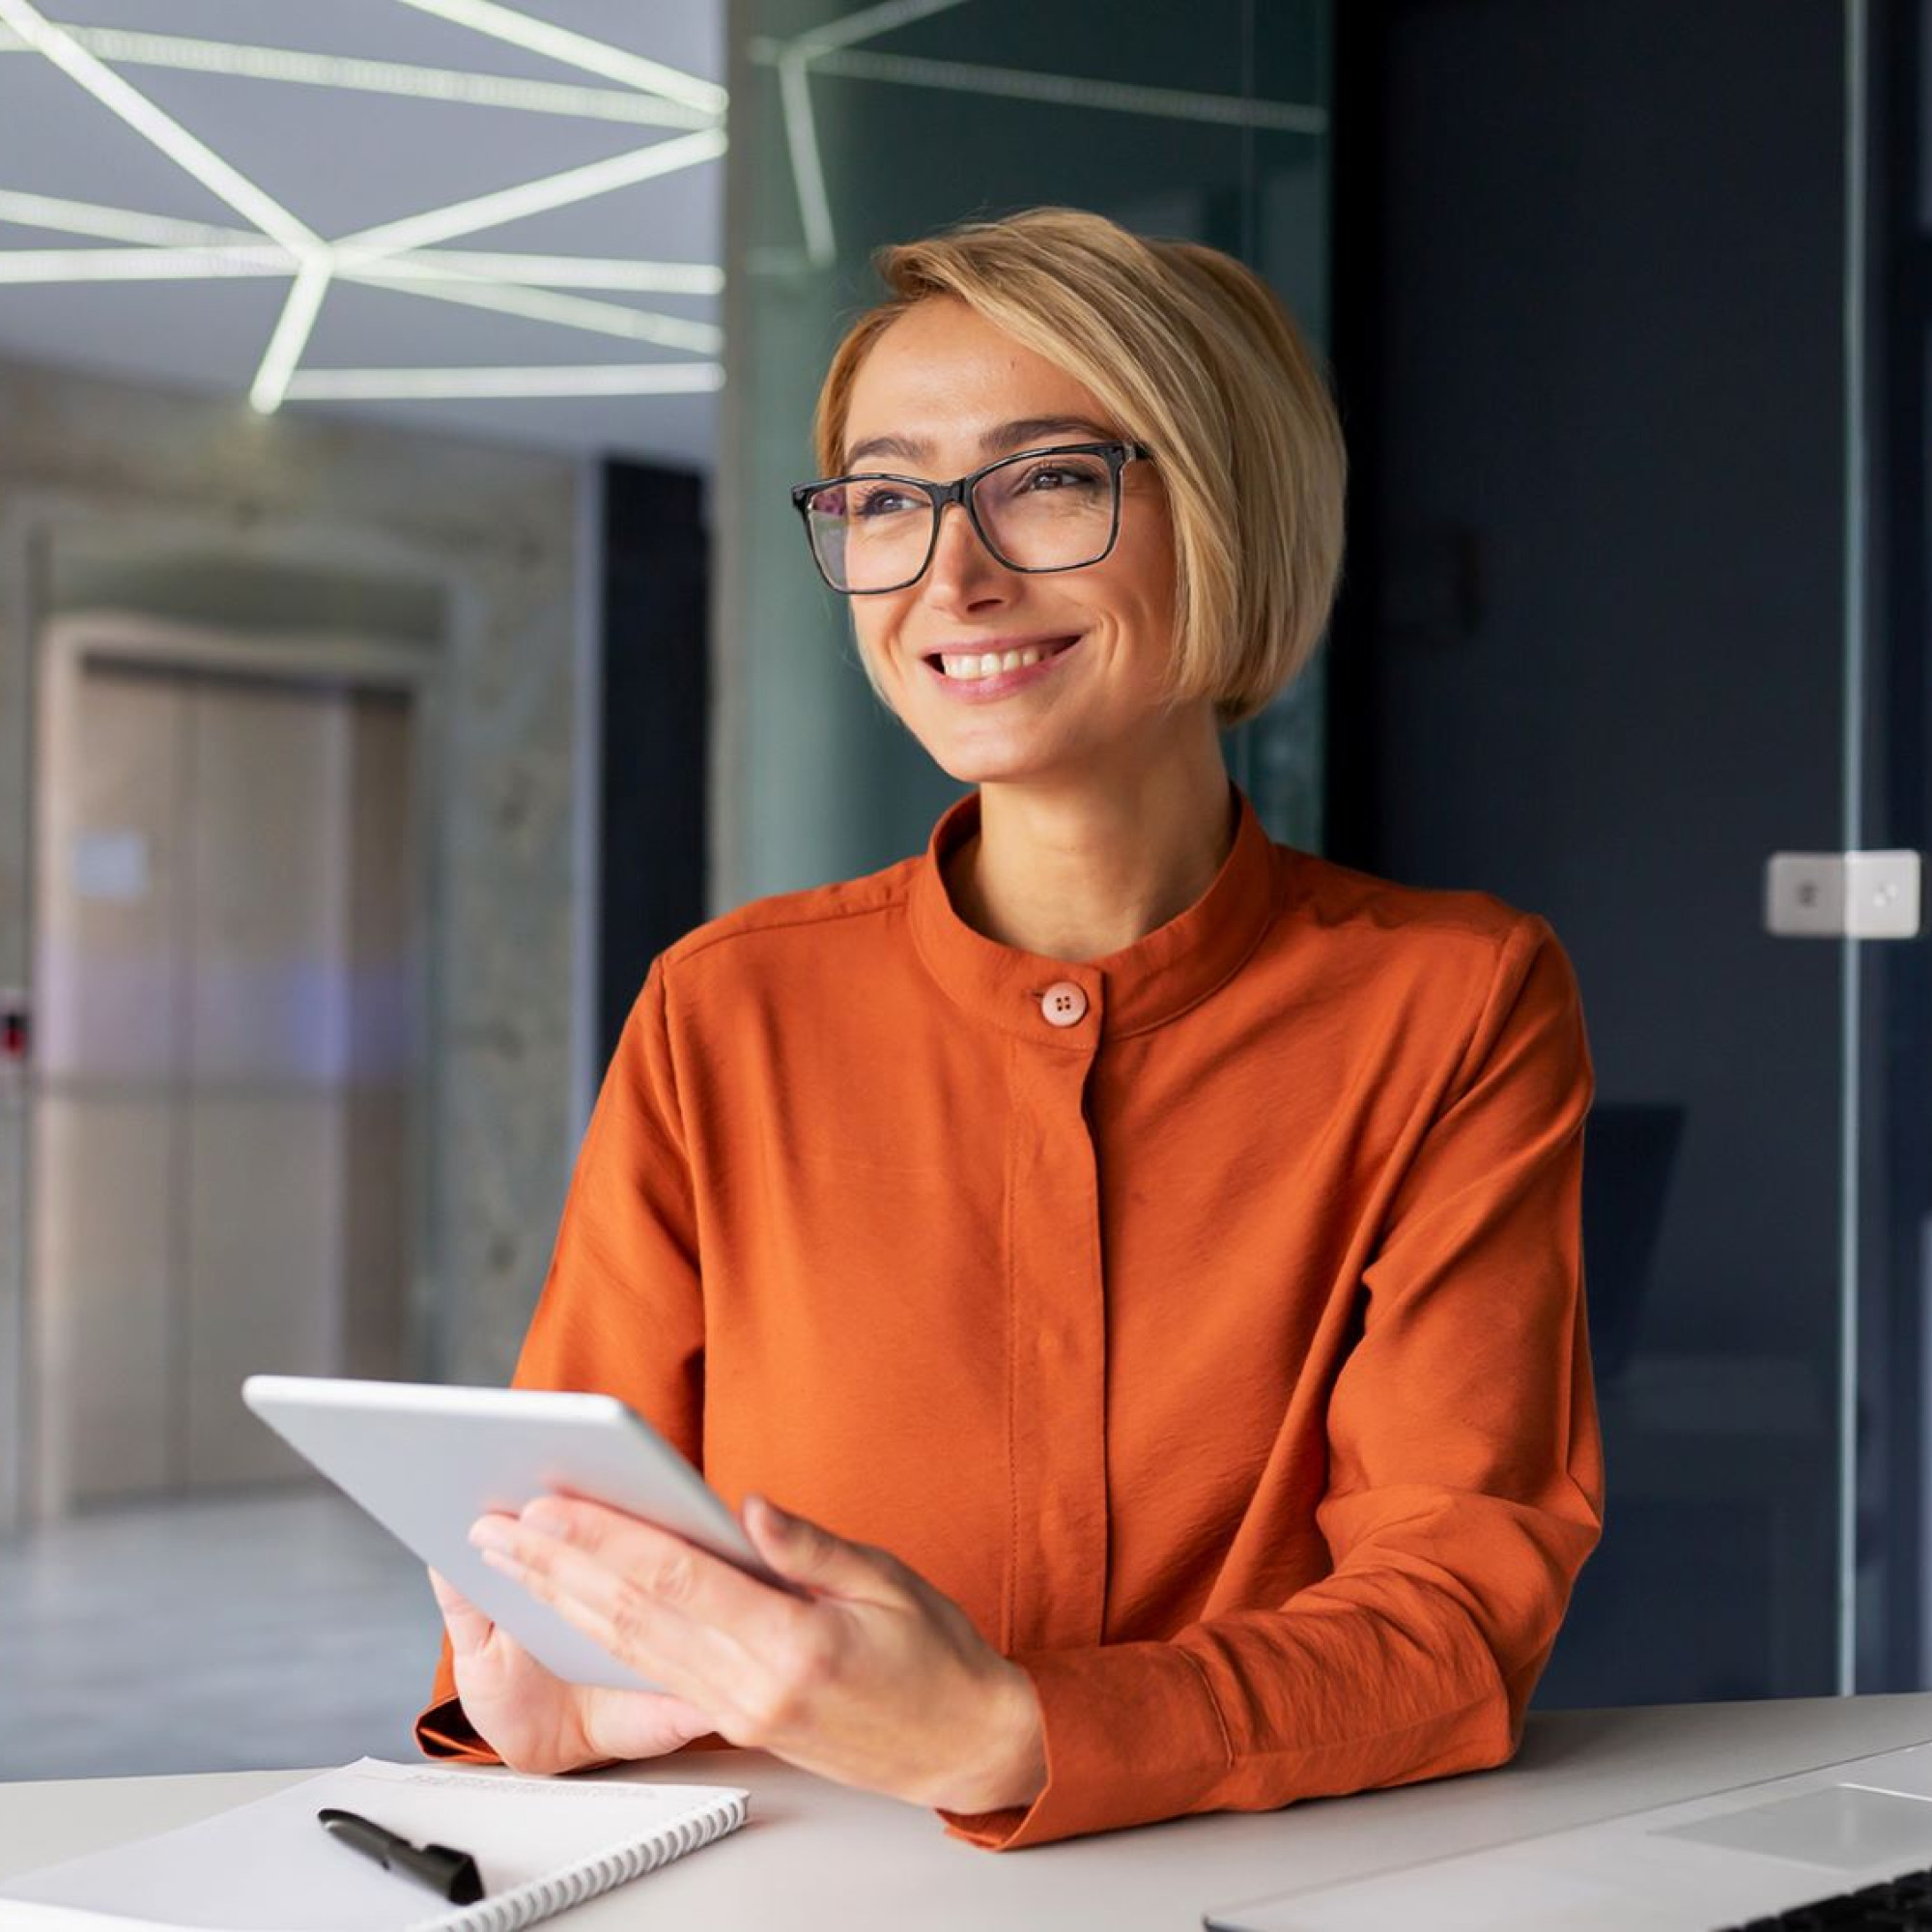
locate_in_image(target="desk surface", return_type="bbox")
[4,1695,1932,1930]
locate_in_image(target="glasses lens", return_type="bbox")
[972,449,1118,572]
[804,479,933,592]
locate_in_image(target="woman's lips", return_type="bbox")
[923,636,1079,697]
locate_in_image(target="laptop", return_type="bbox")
[1208,1737,1932,1931]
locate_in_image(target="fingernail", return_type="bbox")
[469,1520,510,1552]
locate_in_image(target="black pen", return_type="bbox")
[317,1807,486,1906]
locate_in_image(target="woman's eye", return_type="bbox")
[851,484,921,518]
[1015,462,1105,494]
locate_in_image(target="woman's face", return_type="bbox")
[836,298,1204,791]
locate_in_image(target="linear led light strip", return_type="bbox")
[0,214,723,296]
[0,232,723,370]
[389,251,722,296]
[0,25,713,129]
[803,48,1330,134]
[285,363,723,403]
[776,52,835,270]
[342,264,722,355]
[788,0,971,62]
[0,0,328,411]
[334,126,726,261]
[0,244,290,281]
[395,0,724,118]
[0,187,259,248]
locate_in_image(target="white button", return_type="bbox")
[1039,980,1088,1028]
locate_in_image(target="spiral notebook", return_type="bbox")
[0,1758,749,1931]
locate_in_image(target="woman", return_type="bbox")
[418,207,1602,1851]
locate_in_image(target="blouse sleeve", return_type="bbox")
[945,917,1604,1849]
[415,959,705,1759]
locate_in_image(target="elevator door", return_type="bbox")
[31,646,417,1511]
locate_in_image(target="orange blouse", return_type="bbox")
[419,788,1603,1850]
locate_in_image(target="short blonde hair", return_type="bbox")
[813,207,1346,724]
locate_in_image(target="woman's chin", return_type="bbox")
[917,740,1073,791]
[895,701,1092,790]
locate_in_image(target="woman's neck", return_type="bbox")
[949,730,1235,962]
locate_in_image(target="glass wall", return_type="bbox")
[719,0,1331,901]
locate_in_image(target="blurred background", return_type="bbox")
[0,0,1924,1778]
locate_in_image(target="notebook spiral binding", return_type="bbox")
[417,1790,751,1932]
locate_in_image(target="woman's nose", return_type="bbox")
[922,501,1010,608]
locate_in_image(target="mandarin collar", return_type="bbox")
[906,786,1283,1047]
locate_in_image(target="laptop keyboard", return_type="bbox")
[1719,1864,1932,1927]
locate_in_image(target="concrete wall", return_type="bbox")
[0,358,583,1521]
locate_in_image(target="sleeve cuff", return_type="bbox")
[940,1641,1234,1850]
[414,1694,505,1764]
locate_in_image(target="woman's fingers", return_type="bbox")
[427,1566,497,1658]
[469,1500,787,1697]
[740,1494,907,1603]
[579,1687,717,1764]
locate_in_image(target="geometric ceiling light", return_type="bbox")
[0,0,1329,412]
[0,2,727,414]
[0,0,331,409]
[0,7,322,262]
[0,0,1330,413]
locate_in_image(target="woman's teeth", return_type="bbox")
[940,645,1047,681]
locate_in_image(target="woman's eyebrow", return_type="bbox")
[980,414,1114,454]
[843,431,927,469]
[840,415,1115,471]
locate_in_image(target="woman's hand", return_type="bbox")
[465,1495,1047,1815]
[428,1569,715,1776]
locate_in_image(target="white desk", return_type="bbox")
[4,1695,1931,1930]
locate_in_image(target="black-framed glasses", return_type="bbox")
[790,440,1153,595]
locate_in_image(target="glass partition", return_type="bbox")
[719,0,1332,900]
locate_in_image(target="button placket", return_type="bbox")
[1006,985,1109,1651]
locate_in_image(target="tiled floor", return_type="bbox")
[0,1486,444,1781]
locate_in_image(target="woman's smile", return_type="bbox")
[923,634,1081,696]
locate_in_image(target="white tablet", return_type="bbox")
[242,1375,777,1692]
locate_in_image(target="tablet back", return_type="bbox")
[242,1376,767,1692]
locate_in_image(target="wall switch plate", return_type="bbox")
[1765,851,1921,938]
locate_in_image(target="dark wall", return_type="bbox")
[1330,0,1853,1703]
[599,461,709,1071]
